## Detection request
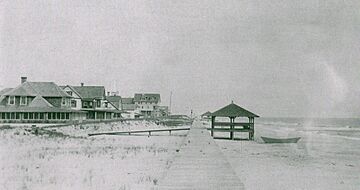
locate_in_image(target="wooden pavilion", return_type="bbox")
[210,101,259,140]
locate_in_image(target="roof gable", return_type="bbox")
[211,103,259,117]
[28,96,54,108]
[62,85,82,98]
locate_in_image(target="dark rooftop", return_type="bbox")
[134,93,160,102]
[4,82,70,97]
[211,102,259,118]
[71,86,105,99]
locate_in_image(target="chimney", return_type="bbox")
[81,83,84,87]
[107,92,110,96]
[21,77,27,84]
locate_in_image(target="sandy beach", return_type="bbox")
[216,123,360,190]
[1,119,360,189]
[0,121,188,190]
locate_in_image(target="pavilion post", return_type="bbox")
[248,117,251,139]
[211,116,215,137]
[249,117,254,140]
[230,117,234,140]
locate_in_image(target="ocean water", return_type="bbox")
[256,117,360,139]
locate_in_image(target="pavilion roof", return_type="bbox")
[211,102,259,118]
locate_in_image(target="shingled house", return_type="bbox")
[134,93,161,118]
[62,83,121,120]
[121,97,142,119]
[0,77,86,123]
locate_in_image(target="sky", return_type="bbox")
[1,0,360,117]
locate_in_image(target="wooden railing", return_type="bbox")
[88,127,190,136]
[207,128,253,132]
[212,122,251,127]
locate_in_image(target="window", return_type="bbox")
[39,113,44,120]
[1,113,5,119]
[34,113,39,120]
[105,102,108,108]
[97,100,101,108]
[8,96,15,105]
[71,100,77,108]
[10,113,15,119]
[15,113,20,119]
[48,113,52,120]
[29,113,33,120]
[20,97,27,105]
[61,113,65,120]
[66,113,70,120]
[62,98,66,105]
[89,102,93,108]
[66,91,72,96]
[83,102,88,108]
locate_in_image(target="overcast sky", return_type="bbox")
[1,0,360,117]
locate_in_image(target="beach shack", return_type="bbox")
[210,101,259,140]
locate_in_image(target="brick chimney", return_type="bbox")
[21,77,27,84]
[81,83,84,87]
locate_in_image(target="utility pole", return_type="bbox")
[169,91,172,114]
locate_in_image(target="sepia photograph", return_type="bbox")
[0,0,359,189]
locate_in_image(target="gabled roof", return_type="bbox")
[71,86,105,99]
[28,96,54,108]
[61,85,83,98]
[4,82,71,97]
[201,111,212,117]
[211,102,259,118]
[134,93,160,102]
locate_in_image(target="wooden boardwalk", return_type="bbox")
[154,121,244,190]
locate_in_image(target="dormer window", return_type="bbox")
[20,96,27,105]
[8,96,15,105]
